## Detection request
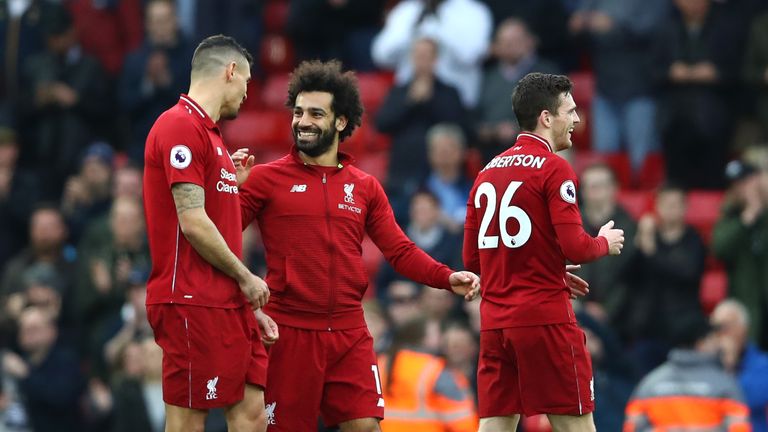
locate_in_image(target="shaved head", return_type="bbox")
[190,34,252,81]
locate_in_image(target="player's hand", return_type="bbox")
[254,309,279,346]
[598,220,624,256]
[565,264,589,299]
[448,271,481,301]
[231,148,256,186]
[239,273,270,309]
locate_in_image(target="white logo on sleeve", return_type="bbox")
[170,145,192,169]
[590,377,595,401]
[205,376,218,400]
[559,180,577,204]
[265,402,277,425]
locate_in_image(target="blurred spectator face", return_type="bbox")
[493,19,534,64]
[409,192,441,231]
[735,173,762,206]
[113,165,143,199]
[146,0,178,47]
[30,208,67,255]
[121,341,145,377]
[583,327,605,363]
[363,301,389,349]
[25,284,62,320]
[656,189,686,227]
[411,38,438,78]
[387,281,421,327]
[462,298,481,333]
[18,308,57,356]
[711,302,748,351]
[580,165,617,210]
[421,286,455,320]
[82,158,112,191]
[110,198,145,248]
[442,325,478,369]
[428,130,465,174]
[47,27,77,56]
[674,0,710,21]
[0,129,19,168]
[141,339,163,381]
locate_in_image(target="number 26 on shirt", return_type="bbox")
[474,181,531,249]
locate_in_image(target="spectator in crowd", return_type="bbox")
[743,10,768,141]
[375,38,467,209]
[65,0,143,77]
[576,163,637,336]
[441,321,479,395]
[101,268,153,371]
[652,0,747,189]
[624,315,750,431]
[420,285,459,352]
[0,126,39,270]
[475,18,559,161]
[363,300,391,354]
[372,0,492,108]
[385,280,423,328]
[1,307,86,432]
[75,197,149,380]
[0,205,75,328]
[423,123,472,232]
[479,0,574,71]
[712,160,768,348]
[576,309,635,432]
[111,162,143,201]
[629,184,707,373]
[287,0,386,71]
[187,0,263,64]
[61,142,115,244]
[569,0,666,180]
[378,318,478,431]
[711,299,768,432]
[376,191,463,301]
[110,337,164,432]
[119,0,193,163]
[18,4,109,200]
[0,0,51,101]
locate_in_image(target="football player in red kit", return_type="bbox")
[463,72,624,432]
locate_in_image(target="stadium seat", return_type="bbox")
[263,0,290,34]
[354,151,389,184]
[356,71,394,115]
[260,34,295,75]
[637,152,666,190]
[241,79,262,111]
[617,190,652,220]
[465,147,484,180]
[221,109,292,154]
[343,115,391,157]
[685,190,724,245]
[700,268,728,314]
[261,73,291,110]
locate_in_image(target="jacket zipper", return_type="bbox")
[322,172,336,331]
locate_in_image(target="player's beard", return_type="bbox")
[293,124,336,157]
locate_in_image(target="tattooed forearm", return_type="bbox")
[171,183,205,214]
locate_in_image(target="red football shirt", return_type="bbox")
[463,133,607,330]
[143,95,245,308]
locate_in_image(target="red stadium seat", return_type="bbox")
[356,71,394,115]
[221,109,292,154]
[261,73,291,110]
[685,190,724,246]
[343,114,391,157]
[637,152,666,190]
[700,268,728,314]
[264,0,290,34]
[260,34,295,75]
[241,79,263,111]
[354,151,389,184]
[617,190,653,220]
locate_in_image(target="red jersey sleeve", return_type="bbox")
[158,117,208,188]
[462,190,480,273]
[544,157,608,262]
[239,166,270,229]
[365,178,453,289]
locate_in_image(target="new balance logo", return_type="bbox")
[265,401,277,425]
[377,397,385,407]
[206,376,218,400]
[290,184,307,192]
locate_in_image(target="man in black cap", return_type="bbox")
[713,159,768,349]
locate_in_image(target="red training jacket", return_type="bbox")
[240,147,454,330]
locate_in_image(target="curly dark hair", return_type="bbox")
[512,73,573,132]
[285,60,364,142]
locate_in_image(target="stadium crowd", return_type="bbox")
[1,0,768,430]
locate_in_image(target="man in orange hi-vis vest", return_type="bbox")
[378,318,478,432]
[624,315,750,432]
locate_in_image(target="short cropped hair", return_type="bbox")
[191,35,252,78]
[512,73,573,132]
[285,60,364,142]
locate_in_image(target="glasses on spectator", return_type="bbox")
[389,295,419,305]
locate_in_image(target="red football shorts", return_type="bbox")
[263,325,384,430]
[477,323,594,417]
[147,304,268,409]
